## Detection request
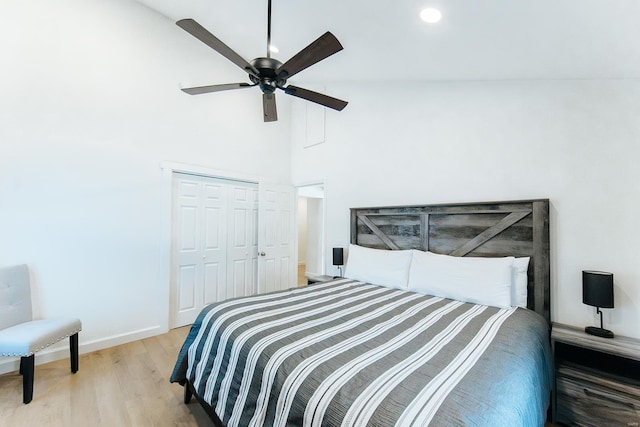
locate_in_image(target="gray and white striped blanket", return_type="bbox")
[171,279,552,427]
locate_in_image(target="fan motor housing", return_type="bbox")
[250,57,286,94]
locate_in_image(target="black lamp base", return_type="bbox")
[585,326,614,339]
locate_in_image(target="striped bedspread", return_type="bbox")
[171,279,552,427]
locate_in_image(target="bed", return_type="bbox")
[171,199,552,426]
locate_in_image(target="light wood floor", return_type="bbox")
[0,326,211,427]
[297,264,306,286]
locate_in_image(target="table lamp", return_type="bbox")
[333,247,344,277]
[582,270,614,338]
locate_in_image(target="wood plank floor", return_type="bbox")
[297,263,306,286]
[1,325,563,426]
[0,326,211,426]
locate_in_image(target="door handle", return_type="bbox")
[259,252,266,257]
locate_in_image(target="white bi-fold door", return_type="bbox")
[171,173,258,327]
[170,173,295,328]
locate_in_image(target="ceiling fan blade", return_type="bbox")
[275,32,343,79]
[284,86,348,111]
[263,93,278,122]
[176,19,260,78]
[181,82,255,95]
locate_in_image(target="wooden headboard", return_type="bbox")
[350,199,550,323]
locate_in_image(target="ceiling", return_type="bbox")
[138,0,640,83]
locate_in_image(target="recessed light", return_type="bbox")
[420,7,442,24]
[269,44,279,54]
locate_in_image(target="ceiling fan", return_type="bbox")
[176,0,348,122]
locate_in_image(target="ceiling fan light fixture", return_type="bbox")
[176,0,348,122]
[420,7,442,24]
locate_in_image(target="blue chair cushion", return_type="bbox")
[0,318,82,357]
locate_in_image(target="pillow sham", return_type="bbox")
[512,257,530,308]
[407,250,515,309]
[344,244,413,289]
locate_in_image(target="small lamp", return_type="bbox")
[582,270,615,338]
[333,247,344,277]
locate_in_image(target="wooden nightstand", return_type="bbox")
[551,323,640,426]
[305,274,335,285]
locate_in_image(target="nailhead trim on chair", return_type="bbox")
[0,328,82,357]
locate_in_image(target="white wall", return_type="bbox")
[0,0,291,371]
[291,79,640,339]
[296,196,324,275]
[305,197,324,275]
[297,197,308,264]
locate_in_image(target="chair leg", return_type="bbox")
[70,333,79,373]
[21,355,34,404]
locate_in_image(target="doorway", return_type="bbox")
[296,184,325,285]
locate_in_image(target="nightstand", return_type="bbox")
[305,274,335,285]
[551,323,640,426]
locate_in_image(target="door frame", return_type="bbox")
[160,161,266,332]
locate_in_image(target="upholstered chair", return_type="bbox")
[0,264,82,403]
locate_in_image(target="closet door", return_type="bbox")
[170,173,257,328]
[258,183,296,293]
[226,183,259,298]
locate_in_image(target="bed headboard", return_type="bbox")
[350,199,550,323]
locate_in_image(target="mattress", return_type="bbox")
[171,279,552,426]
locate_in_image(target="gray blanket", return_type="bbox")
[171,279,552,426]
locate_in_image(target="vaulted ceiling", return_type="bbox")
[138,0,640,83]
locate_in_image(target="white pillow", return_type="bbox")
[407,250,515,309]
[344,244,413,289]
[512,257,530,308]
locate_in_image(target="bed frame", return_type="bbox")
[350,199,550,324]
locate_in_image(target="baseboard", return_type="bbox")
[0,325,164,375]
